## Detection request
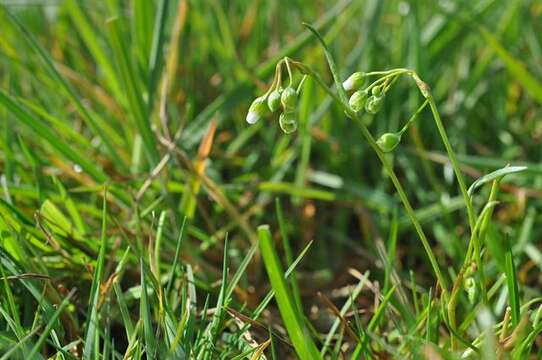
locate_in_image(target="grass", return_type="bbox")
[0,0,542,358]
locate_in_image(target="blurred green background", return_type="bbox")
[1,0,542,357]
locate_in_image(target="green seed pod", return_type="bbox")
[376,132,401,152]
[365,95,384,114]
[280,87,297,111]
[246,96,269,124]
[348,89,368,113]
[342,72,366,91]
[464,277,476,304]
[267,89,282,112]
[371,85,383,97]
[279,111,297,134]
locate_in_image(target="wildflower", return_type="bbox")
[280,87,297,111]
[267,89,282,112]
[342,72,366,91]
[279,111,297,134]
[376,132,401,152]
[348,89,368,113]
[365,95,384,114]
[371,85,383,97]
[246,96,269,124]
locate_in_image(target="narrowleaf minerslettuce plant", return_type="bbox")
[247,23,529,358]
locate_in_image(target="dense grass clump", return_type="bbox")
[1,0,542,359]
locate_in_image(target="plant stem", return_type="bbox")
[293,62,449,296]
[427,96,476,231]
[354,113,449,295]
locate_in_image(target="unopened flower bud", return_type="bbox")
[365,95,384,114]
[280,87,297,111]
[348,89,368,113]
[267,89,282,112]
[464,277,476,304]
[342,72,366,91]
[246,96,269,124]
[371,85,383,97]
[279,111,297,134]
[376,132,401,152]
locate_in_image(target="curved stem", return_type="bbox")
[292,64,449,296]
[354,113,449,296]
[426,96,476,231]
[285,57,294,87]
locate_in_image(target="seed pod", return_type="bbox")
[376,132,401,152]
[280,87,297,111]
[348,89,368,113]
[342,72,366,91]
[279,111,297,134]
[246,96,269,124]
[371,85,383,97]
[464,277,476,304]
[267,89,282,112]
[365,95,384,114]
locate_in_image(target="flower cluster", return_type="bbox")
[343,71,401,152]
[246,59,302,134]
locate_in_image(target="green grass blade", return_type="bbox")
[106,16,160,166]
[505,248,520,327]
[0,91,108,183]
[3,9,127,170]
[468,165,528,196]
[257,225,321,360]
[140,259,157,358]
[83,187,109,358]
[147,0,169,110]
[27,289,76,359]
[65,0,124,101]
[479,26,542,104]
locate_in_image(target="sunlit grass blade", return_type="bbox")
[65,0,124,102]
[479,26,542,104]
[257,225,321,360]
[106,16,160,166]
[140,259,158,358]
[27,289,76,360]
[2,8,126,170]
[505,248,520,327]
[0,90,108,183]
[83,187,109,359]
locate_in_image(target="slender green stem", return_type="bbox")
[426,96,476,231]
[398,99,429,136]
[354,113,449,295]
[290,61,448,295]
[285,57,294,87]
[473,180,500,305]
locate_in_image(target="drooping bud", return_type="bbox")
[365,95,384,114]
[279,111,297,134]
[371,85,383,97]
[267,89,282,112]
[246,96,269,124]
[342,72,366,91]
[348,89,368,113]
[464,277,476,304]
[280,87,297,111]
[376,132,401,152]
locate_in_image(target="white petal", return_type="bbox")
[246,112,259,124]
[342,78,353,91]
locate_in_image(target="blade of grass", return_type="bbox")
[2,9,127,171]
[83,186,109,359]
[257,225,321,360]
[27,289,76,359]
[140,259,157,358]
[0,91,108,183]
[505,247,520,327]
[106,16,160,166]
